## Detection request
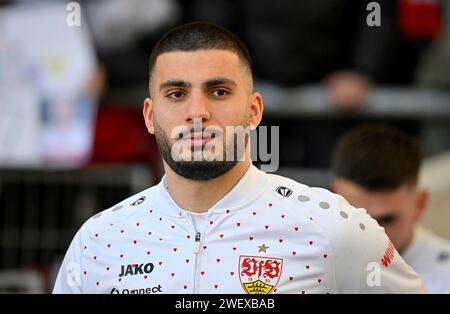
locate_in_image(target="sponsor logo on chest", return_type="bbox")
[119,262,154,277]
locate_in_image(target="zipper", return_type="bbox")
[194,232,201,254]
[192,229,204,293]
[190,214,210,294]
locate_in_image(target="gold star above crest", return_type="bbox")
[258,244,269,253]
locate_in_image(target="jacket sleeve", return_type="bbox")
[331,196,428,293]
[52,231,84,294]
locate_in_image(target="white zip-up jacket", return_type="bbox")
[402,227,450,293]
[53,165,427,294]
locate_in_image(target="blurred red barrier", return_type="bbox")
[90,104,162,182]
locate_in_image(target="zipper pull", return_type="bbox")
[193,232,201,254]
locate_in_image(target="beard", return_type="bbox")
[153,119,249,181]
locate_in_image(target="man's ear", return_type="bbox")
[143,97,155,134]
[414,188,429,222]
[249,92,264,130]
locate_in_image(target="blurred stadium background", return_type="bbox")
[0,0,449,293]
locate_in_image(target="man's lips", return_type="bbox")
[178,133,216,146]
[188,138,212,146]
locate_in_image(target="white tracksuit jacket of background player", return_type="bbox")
[53,165,427,294]
[402,227,450,293]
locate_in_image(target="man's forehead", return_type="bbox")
[335,179,410,214]
[154,50,244,80]
[156,49,240,70]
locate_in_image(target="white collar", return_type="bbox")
[151,164,268,218]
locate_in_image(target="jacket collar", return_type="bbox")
[150,164,268,218]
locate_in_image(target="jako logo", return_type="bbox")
[276,186,292,197]
[119,263,154,277]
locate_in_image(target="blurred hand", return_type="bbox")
[324,70,372,110]
[86,65,107,99]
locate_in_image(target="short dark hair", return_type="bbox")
[332,124,422,191]
[148,21,253,92]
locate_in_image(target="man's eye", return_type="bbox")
[167,91,185,99]
[377,215,397,226]
[211,89,228,97]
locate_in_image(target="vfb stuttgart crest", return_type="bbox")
[239,255,283,294]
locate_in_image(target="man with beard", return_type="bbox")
[53,22,427,294]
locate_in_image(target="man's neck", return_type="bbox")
[164,160,251,213]
[399,229,416,255]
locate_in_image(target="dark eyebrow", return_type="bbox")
[159,80,192,91]
[202,77,237,89]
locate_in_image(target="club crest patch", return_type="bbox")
[239,255,283,294]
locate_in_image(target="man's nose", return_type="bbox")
[186,91,211,123]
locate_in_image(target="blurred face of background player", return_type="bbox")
[333,178,428,253]
[331,125,428,254]
[143,49,263,181]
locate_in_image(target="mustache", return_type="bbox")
[171,125,223,140]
